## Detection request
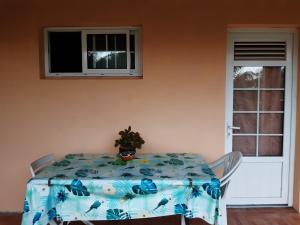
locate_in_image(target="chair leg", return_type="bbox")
[82,221,95,225]
[181,215,186,225]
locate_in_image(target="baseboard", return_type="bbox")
[228,204,289,208]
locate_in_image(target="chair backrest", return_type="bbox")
[209,151,242,197]
[220,151,242,185]
[30,154,55,177]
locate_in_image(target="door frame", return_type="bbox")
[225,28,298,206]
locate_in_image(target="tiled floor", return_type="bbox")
[1,208,300,225]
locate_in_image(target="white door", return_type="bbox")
[225,31,294,205]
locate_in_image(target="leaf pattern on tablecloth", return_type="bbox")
[65,179,90,196]
[32,212,41,225]
[132,178,158,195]
[175,204,193,218]
[202,178,221,199]
[47,208,57,221]
[106,209,131,220]
[53,160,71,167]
[23,200,30,213]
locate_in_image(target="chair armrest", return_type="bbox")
[208,152,243,187]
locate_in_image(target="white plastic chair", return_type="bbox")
[208,151,243,225]
[30,154,55,177]
[30,155,95,225]
[181,152,242,225]
[30,155,59,225]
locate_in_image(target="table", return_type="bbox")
[21,153,222,225]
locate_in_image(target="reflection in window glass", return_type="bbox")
[234,66,285,88]
[234,66,260,88]
[87,34,127,69]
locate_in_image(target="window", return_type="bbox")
[44,27,141,77]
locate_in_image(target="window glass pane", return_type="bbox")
[87,33,127,70]
[96,56,107,69]
[233,136,256,156]
[258,136,283,156]
[107,34,126,51]
[107,53,116,69]
[234,66,259,88]
[130,34,135,51]
[116,52,127,69]
[107,34,114,51]
[116,34,127,51]
[49,32,82,73]
[87,52,107,69]
[87,35,93,51]
[130,34,135,70]
[87,34,106,69]
[260,67,285,88]
[233,113,257,134]
[95,34,106,51]
[130,53,135,69]
[87,34,106,51]
[260,91,284,111]
[259,113,284,134]
[233,91,257,111]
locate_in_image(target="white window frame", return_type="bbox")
[44,27,142,77]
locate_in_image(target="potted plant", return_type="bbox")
[115,126,145,160]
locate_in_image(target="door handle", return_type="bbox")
[228,126,240,130]
[227,125,240,136]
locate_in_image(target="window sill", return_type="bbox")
[41,74,143,80]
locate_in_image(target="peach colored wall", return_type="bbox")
[1,0,300,211]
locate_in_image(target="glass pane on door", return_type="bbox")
[233,91,257,111]
[233,136,256,156]
[258,136,283,156]
[232,66,285,157]
[233,113,257,134]
[260,91,284,111]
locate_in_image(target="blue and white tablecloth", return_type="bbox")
[21,153,221,225]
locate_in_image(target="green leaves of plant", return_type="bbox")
[115,126,145,149]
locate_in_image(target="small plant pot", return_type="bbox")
[118,146,135,161]
[119,146,136,154]
[119,152,135,161]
